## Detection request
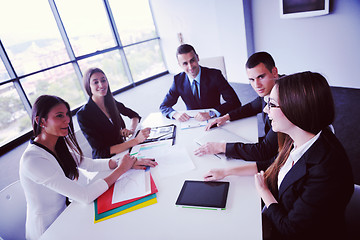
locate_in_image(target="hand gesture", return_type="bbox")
[118,153,137,172]
[173,112,192,122]
[254,171,269,194]
[194,112,210,121]
[135,128,151,143]
[120,128,134,138]
[205,115,229,131]
[132,158,158,170]
[194,142,226,156]
[204,169,226,181]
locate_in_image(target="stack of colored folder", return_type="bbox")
[94,174,158,223]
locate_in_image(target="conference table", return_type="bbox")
[40,111,262,240]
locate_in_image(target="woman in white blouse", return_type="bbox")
[203,72,353,240]
[19,95,157,240]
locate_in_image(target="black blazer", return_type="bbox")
[258,128,354,240]
[225,97,278,161]
[77,98,140,159]
[159,66,241,117]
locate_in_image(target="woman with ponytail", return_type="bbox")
[204,72,353,239]
[20,95,157,240]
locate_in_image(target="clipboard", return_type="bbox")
[142,124,176,145]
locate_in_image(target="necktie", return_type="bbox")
[193,80,200,103]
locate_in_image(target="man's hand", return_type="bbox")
[194,112,210,121]
[205,114,230,131]
[173,112,192,122]
[194,142,226,156]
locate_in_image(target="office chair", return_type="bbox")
[0,180,26,240]
[345,184,360,240]
[200,56,228,80]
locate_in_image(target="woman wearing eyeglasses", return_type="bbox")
[203,72,354,240]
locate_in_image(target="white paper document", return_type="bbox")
[149,145,195,179]
[180,118,208,130]
[112,169,151,204]
[194,127,253,146]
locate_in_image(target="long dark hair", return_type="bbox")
[32,95,83,180]
[264,72,335,192]
[83,68,124,136]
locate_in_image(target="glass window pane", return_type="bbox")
[0,1,70,75]
[55,0,117,57]
[21,64,86,109]
[0,83,32,147]
[0,60,10,82]
[125,40,166,82]
[109,0,157,46]
[78,51,129,91]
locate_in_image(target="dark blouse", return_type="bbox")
[77,98,140,158]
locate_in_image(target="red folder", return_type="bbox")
[97,174,158,214]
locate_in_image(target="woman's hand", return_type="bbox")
[132,158,158,170]
[135,128,151,144]
[117,153,137,172]
[120,128,134,138]
[254,171,277,207]
[108,159,118,169]
[204,169,227,181]
[194,142,226,156]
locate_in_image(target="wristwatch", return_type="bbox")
[209,110,216,118]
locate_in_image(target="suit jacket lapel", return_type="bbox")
[278,156,307,198]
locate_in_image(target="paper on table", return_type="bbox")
[147,145,195,179]
[112,169,151,204]
[194,126,253,146]
[180,118,208,130]
[130,139,173,156]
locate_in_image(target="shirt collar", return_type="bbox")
[290,130,322,165]
[187,66,201,84]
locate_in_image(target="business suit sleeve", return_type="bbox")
[263,132,354,239]
[159,79,180,118]
[211,70,241,115]
[228,97,263,121]
[115,101,141,120]
[225,127,278,161]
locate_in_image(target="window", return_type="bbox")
[55,0,117,57]
[0,0,167,151]
[0,83,32,146]
[0,0,70,75]
[109,0,158,46]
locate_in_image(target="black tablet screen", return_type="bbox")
[176,180,229,209]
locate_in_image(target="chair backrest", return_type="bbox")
[345,184,360,240]
[200,56,227,80]
[0,180,26,240]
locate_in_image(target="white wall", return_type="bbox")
[251,0,360,88]
[150,0,249,83]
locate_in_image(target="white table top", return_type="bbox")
[40,113,262,240]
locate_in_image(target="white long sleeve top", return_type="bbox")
[19,141,110,240]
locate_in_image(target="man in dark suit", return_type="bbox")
[195,52,280,162]
[159,44,241,122]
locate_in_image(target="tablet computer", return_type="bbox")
[175,180,230,210]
